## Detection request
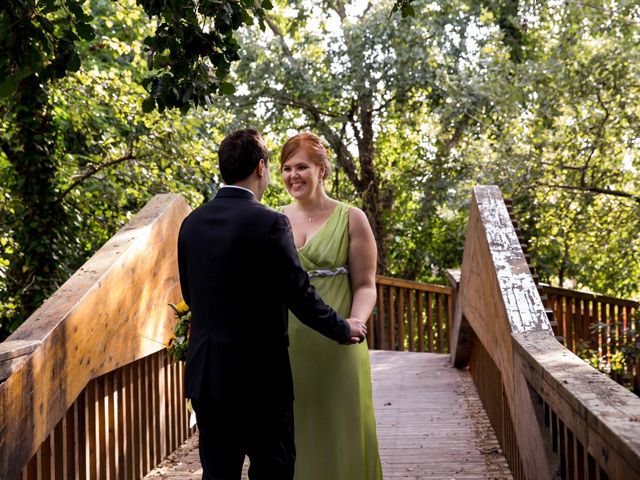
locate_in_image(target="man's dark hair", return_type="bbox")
[218,128,269,184]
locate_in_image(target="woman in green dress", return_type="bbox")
[279,132,383,480]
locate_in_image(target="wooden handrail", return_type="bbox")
[451,185,640,480]
[375,275,453,295]
[370,276,452,352]
[541,284,639,308]
[0,194,191,479]
[540,283,639,391]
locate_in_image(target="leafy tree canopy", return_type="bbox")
[0,0,268,111]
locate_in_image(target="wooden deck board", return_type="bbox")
[144,351,512,479]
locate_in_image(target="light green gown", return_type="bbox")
[286,202,383,480]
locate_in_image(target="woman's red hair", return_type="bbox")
[280,132,331,180]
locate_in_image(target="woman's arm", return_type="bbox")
[348,207,378,321]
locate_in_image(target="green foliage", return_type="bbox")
[1,0,640,342]
[0,0,268,109]
[0,0,232,339]
[577,315,640,393]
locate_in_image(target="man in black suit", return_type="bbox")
[177,128,367,480]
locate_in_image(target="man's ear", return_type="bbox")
[257,159,266,177]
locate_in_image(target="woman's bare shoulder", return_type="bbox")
[347,205,369,224]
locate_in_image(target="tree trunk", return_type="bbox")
[1,75,66,339]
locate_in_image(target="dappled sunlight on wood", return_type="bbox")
[451,186,640,479]
[0,194,191,479]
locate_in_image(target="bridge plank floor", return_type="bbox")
[144,351,512,479]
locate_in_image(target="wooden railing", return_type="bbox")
[369,276,452,353]
[451,186,640,480]
[0,194,192,480]
[542,285,639,390]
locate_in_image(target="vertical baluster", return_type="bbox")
[116,367,127,480]
[576,438,585,480]
[388,287,396,351]
[586,299,595,351]
[87,380,98,480]
[166,356,175,454]
[559,419,566,479]
[437,293,444,353]
[408,288,415,352]
[397,287,405,351]
[76,387,87,479]
[596,301,604,367]
[157,350,170,458]
[376,284,384,350]
[63,399,76,479]
[152,353,162,467]
[426,291,434,352]
[175,357,183,443]
[179,358,188,442]
[560,295,568,345]
[143,356,152,474]
[417,292,424,353]
[548,293,556,335]
[367,306,375,349]
[599,302,607,367]
[169,356,178,448]
[446,291,453,353]
[146,355,154,470]
[124,364,135,479]
[180,363,191,438]
[583,298,591,350]
[551,411,558,453]
[39,440,52,480]
[51,417,63,479]
[567,296,576,352]
[614,303,623,364]
[587,453,597,480]
[605,303,613,368]
[574,297,583,353]
[631,305,640,393]
[24,451,37,480]
[163,354,172,456]
[106,372,117,479]
[567,428,575,480]
[132,361,142,479]
[97,376,108,480]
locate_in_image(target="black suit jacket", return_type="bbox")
[177,187,350,403]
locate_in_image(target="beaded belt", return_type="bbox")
[307,266,349,278]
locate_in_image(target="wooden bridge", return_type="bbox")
[1,186,639,479]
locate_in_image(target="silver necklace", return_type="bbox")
[303,205,325,222]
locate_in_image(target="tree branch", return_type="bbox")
[57,136,142,203]
[538,182,640,205]
[579,90,610,185]
[265,90,345,119]
[264,15,293,57]
[317,120,363,191]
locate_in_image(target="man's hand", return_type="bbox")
[345,318,367,344]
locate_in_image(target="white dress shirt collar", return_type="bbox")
[221,185,256,197]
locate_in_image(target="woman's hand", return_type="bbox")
[346,317,368,344]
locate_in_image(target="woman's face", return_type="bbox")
[281,150,325,201]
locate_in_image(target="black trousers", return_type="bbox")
[191,397,295,480]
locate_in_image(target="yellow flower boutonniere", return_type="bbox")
[167,301,191,362]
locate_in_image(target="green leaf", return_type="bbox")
[401,4,415,17]
[67,52,81,72]
[67,1,89,20]
[35,15,55,34]
[141,97,156,113]
[261,0,274,10]
[220,81,236,94]
[0,76,18,97]
[76,23,96,41]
